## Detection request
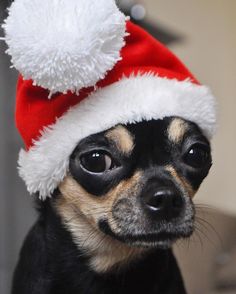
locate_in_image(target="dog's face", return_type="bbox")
[55,117,212,272]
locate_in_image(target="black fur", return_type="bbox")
[70,118,211,196]
[12,199,187,294]
[12,118,212,294]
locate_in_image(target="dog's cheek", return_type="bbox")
[106,171,143,234]
[57,176,111,226]
[54,174,145,273]
[57,172,142,230]
[54,176,115,256]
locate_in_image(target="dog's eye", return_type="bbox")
[183,143,210,168]
[80,151,115,173]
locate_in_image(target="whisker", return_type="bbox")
[193,227,204,250]
[195,216,222,246]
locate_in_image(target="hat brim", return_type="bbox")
[19,73,216,199]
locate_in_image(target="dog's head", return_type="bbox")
[54,117,212,272]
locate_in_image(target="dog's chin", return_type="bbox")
[98,220,194,249]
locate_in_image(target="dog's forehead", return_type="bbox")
[105,125,134,155]
[167,118,189,144]
[104,117,191,150]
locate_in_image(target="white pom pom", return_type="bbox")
[3,0,127,95]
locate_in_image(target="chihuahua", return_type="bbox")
[12,116,212,294]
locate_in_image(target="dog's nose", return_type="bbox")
[142,187,184,220]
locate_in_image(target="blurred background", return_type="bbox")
[1,0,236,293]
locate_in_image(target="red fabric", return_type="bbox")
[16,21,199,149]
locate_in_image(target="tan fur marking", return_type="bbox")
[106,125,134,155]
[56,172,144,273]
[59,172,141,224]
[165,165,196,198]
[168,118,188,144]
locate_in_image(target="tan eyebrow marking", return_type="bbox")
[167,118,189,144]
[105,125,135,155]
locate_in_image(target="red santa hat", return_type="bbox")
[2,0,216,199]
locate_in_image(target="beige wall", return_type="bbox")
[145,0,236,215]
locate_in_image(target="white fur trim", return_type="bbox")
[18,75,216,199]
[3,0,127,95]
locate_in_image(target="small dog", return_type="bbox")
[12,116,212,294]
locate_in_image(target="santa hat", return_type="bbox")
[2,0,216,199]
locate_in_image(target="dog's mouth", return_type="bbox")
[98,219,194,249]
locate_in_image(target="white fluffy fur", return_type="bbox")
[3,0,127,94]
[18,74,216,199]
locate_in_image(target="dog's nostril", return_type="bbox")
[147,190,168,211]
[142,187,184,220]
